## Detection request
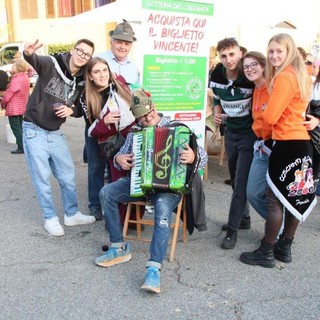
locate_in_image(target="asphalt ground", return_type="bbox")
[1,115,320,320]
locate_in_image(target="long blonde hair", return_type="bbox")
[84,57,132,121]
[265,33,311,101]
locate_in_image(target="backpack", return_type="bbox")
[307,100,320,154]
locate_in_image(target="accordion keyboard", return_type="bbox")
[130,131,144,197]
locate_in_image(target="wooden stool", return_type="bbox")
[123,197,187,262]
[204,126,226,180]
[219,135,226,166]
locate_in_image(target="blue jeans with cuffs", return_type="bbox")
[99,177,181,269]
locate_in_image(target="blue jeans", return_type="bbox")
[22,121,79,220]
[225,128,256,230]
[85,125,108,210]
[99,177,182,269]
[247,150,269,220]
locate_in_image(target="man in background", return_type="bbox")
[97,19,140,86]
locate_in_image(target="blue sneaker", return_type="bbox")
[141,266,161,293]
[95,243,131,267]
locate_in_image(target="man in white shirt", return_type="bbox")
[97,20,140,86]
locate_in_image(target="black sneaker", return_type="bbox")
[221,228,237,249]
[221,216,251,231]
[11,149,24,154]
[90,208,103,221]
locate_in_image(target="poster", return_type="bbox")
[140,0,214,146]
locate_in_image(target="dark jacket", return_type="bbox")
[185,172,207,235]
[23,52,85,131]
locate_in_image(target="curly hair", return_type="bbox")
[216,37,239,52]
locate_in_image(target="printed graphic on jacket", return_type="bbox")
[267,141,317,222]
[286,158,315,197]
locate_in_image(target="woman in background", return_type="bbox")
[1,59,30,154]
[0,69,9,100]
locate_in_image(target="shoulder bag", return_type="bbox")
[98,121,125,160]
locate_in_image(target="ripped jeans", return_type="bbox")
[99,177,182,269]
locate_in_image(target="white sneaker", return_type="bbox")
[44,217,65,236]
[64,211,96,226]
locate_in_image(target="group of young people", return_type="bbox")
[210,34,319,269]
[18,21,207,294]
[10,18,320,294]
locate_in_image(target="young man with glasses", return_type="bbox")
[209,37,255,249]
[95,89,207,293]
[22,39,96,236]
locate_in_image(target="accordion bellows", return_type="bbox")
[130,126,191,197]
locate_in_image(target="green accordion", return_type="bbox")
[130,125,191,197]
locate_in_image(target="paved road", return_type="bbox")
[1,116,319,320]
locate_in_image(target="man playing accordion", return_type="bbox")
[95,89,207,293]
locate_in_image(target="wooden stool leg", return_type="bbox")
[204,135,208,181]
[136,204,142,238]
[123,203,131,238]
[169,199,183,262]
[182,200,187,243]
[219,135,225,166]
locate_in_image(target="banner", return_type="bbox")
[140,0,214,147]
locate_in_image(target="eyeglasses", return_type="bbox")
[139,109,155,121]
[243,62,258,72]
[74,47,92,61]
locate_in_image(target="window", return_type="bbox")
[75,0,91,14]
[19,0,38,19]
[58,0,74,17]
[46,0,55,18]
[57,0,92,17]
[95,0,113,7]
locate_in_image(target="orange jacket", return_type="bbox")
[252,84,272,140]
[263,66,309,140]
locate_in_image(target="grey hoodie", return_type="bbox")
[23,52,85,131]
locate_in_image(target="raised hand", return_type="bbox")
[24,39,43,56]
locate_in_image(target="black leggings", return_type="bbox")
[264,187,299,244]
